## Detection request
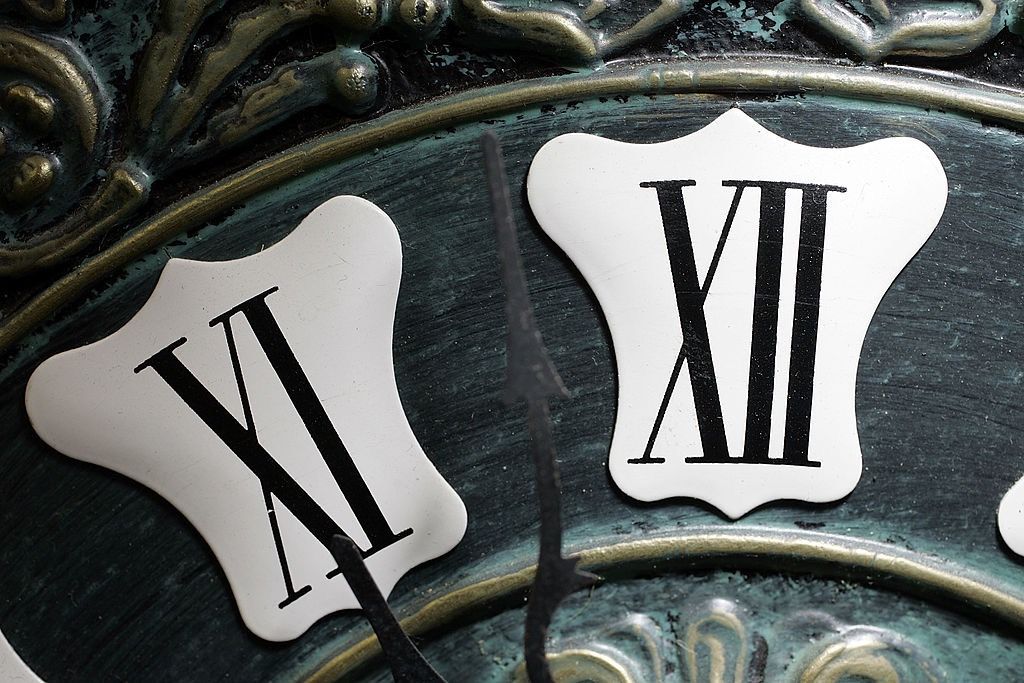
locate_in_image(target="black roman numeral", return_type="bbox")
[630,180,845,467]
[135,287,412,608]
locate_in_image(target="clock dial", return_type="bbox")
[3,0,1024,680]
[3,93,1024,680]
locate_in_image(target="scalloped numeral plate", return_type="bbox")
[527,109,948,518]
[25,197,468,641]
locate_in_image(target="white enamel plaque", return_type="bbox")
[999,481,1024,556]
[25,196,468,641]
[527,109,947,518]
[0,629,42,683]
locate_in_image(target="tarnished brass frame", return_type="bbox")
[306,529,1024,681]
[5,57,1024,358]
[0,26,100,151]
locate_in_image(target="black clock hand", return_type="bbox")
[483,131,598,683]
[329,535,444,682]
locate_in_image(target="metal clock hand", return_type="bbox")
[483,131,598,683]
[328,535,444,682]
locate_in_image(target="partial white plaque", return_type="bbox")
[527,109,947,518]
[0,629,43,683]
[999,480,1024,556]
[25,196,468,641]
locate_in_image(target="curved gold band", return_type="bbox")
[304,529,1024,681]
[4,58,1024,356]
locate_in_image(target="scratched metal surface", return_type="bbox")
[0,93,1022,680]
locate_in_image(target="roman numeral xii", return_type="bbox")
[630,180,845,467]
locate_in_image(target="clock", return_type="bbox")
[3,0,1024,681]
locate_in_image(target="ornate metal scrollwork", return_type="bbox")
[514,602,945,683]
[12,0,67,23]
[2,0,1024,280]
[798,625,943,683]
[683,600,750,683]
[0,17,147,276]
[0,0,702,276]
[512,614,670,683]
[798,0,1007,61]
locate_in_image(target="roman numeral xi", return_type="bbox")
[135,287,412,608]
[630,180,845,467]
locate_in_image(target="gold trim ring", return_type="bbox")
[305,529,1024,681]
[4,58,1024,356]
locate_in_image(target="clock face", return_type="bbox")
[4,1,1024,681]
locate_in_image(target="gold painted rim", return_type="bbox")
[5,57,1024,357]
[305,530,1024,681]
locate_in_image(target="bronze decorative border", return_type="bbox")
[5,57,1024,358]
[306,529,1024,681]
